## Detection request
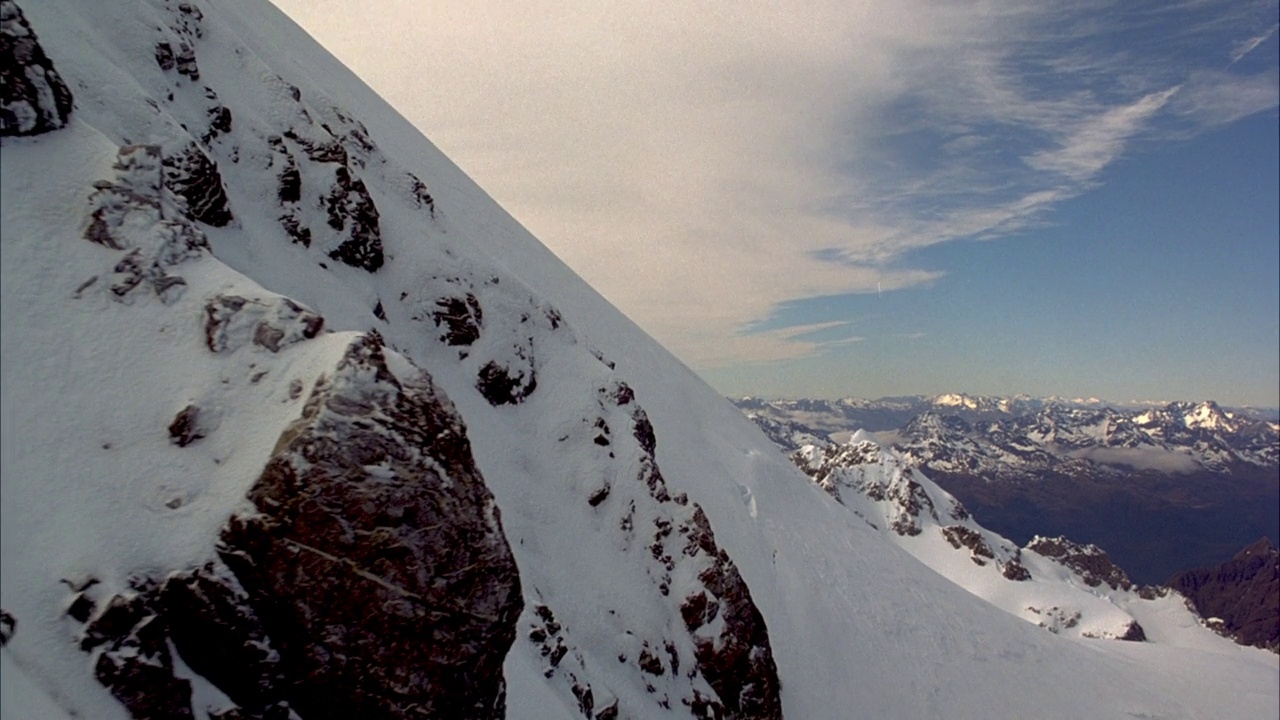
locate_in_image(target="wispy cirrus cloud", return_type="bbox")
[275,0,1278,367]
[1230,22,1279,64]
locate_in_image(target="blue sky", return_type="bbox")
[713,109,1280,405]
[280,0,1279,406]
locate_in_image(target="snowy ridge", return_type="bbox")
[792,434,1182,642]
[739,395,1280,475]
[2,1,1277,719]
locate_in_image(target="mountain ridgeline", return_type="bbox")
[737,394,1280,584]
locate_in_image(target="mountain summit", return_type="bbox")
[2,2,1277,718]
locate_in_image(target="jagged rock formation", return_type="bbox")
[0,0,74,137]
[509,379,783,719]
[1025,536,1140,593]
[1168,538,1279,653]
[218,332,522,718]
[69,333,524,719]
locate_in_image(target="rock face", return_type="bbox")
[1025,536,1137,592]
[0,0,74,137]
[1168,537,1280,653]
[71,333,524,719]
[219,332,523,719]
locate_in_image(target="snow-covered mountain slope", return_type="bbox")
[2,2,1277,719]
[792,433,1198,642]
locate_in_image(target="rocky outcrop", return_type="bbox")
[217,332,522,719]
[1025,536,1135,592]
[941,525,996,564]
[1168,537,1279,652]
[322,164,382,271]
[75,333,523,719]
[270,125,385,272]
[795,439,941,537]
[204,294,324,353]
[83,144,209,305]
[614,384,783,720]
[163,141,233,227]
[0,0,74,137]
[432,293,483,346]
[78,581,197,720]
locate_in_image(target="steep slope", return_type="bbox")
[792,433,1180,642]
[1169,538,1280,652]
[2,2,1277,719]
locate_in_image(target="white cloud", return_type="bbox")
[273,0,1278,369]
[1230,22,1278,64]
[1024,87,1180,181]
[1169,70,1279,126]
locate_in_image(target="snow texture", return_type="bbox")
[2,2,1277,719]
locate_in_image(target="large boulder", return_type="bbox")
[218,331,523,719]
[0,0,74,137]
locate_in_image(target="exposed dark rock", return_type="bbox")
[631,407,656,457]
[159,564,288,712]
[887,478,934,537]
[163,142,232,226]
[217,332,522,719]
[1,0,74,137]
[638,645,665,676]
[171,41,198,80]
[155,42,176,72]
[941,525,995,564]
[1168,537,1279,652]
[168,404,206,447]
[279,213,310,247]
[432,294,483,346]
[587,484,611,507]
[477,359,537,406]
[0,608,14,645]
[204,294,324,354]
[610,388,781,720]
[1027,536,1133,591]
[204,103,232,141]
[284,129,347,164]
[1001,559,1032,582]
[271,139,301,204]
[66,592,95,623]
[408,173,435,216]
[1116,620,1147,642]
[323,165,382,271]
[80,588,195,720]
[571,682,594,716]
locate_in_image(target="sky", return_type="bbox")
[273,0,1279,407]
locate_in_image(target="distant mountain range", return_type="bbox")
[736,394,1280,584]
